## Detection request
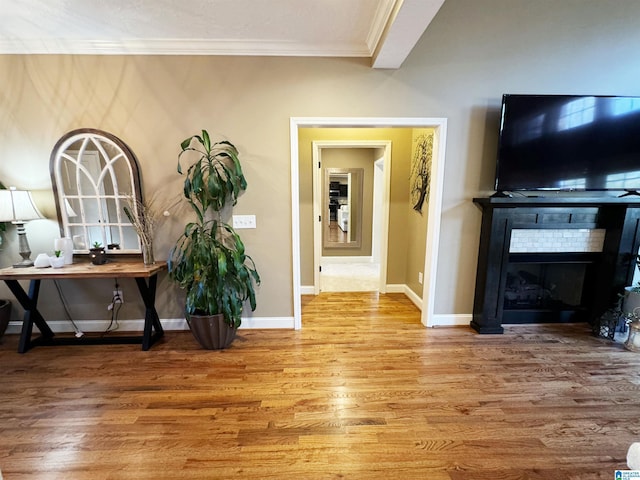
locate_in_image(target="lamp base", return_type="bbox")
[13,221,34,268]
[13,258,34,268]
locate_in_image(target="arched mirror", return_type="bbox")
[50,128,144,254]
[323,167,363,249]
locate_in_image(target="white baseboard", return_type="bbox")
[403,286,423,310]
[300,285,315,294]
[430,313,472,327]
[5,320,149,335]
[385,284,405,293]
[4,316,295,334]
[5,313,472,335]
[160,318,189,331]
[240,317,295,329]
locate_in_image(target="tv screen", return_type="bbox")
[495,94,640,192]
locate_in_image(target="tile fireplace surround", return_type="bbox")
[509,228,606,253]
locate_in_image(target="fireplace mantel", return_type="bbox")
[471,196,640,334]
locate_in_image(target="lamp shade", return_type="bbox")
[0,188,44,223]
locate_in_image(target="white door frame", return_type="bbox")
[312,140,392,295]
[372,157,385,266]
[290,117,448,330]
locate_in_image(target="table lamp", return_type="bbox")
[0,187,44,268]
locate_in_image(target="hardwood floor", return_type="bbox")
[327,220,348,243]
[0,292,638,479]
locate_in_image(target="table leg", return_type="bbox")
[134,274,164,350]
[4,279,55,353]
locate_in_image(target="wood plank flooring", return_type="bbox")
[327,220,348,243]
[0,292,638,479]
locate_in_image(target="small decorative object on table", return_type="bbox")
[33,253,51,268]
[50,250,65,268]
[123,196,159,266]
[89,242,106,265]
[54,237,73,265]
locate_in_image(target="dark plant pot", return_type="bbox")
[187,312,237,350]
[0,299,12,338]
[89,247,107,265]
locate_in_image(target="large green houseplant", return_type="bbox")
[168,130,260,349]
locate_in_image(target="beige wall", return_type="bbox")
[1,0,639,323]
[405,129,434,297]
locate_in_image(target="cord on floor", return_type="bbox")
[53,279,84,338]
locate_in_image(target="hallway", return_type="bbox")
[320,261,380,292]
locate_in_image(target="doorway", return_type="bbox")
[312,141,391,295]
[290,117,448,330]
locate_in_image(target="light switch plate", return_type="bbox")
[232,214,256,229]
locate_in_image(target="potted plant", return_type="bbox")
[50,250,65,268]
[89,241,106,265]
[168,130,260,349]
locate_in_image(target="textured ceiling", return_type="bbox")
[0,0,445,68]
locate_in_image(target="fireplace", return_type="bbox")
[503,261,592,323]
[471,197,640,334]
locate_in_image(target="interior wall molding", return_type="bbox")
[431,314,472,327]
[4,316,295,335]
[0,39,371,57]
[403,285,423,310]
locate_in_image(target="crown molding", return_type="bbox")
[0,38,372,57]
[366,0,398,54]
[372,0,446,69]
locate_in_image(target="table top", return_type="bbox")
[0,259,167,280]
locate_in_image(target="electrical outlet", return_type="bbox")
[418,272,423,285]
[232,214,257,229]
[113,290,124,303]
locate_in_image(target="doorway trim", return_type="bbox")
[312,140,392,295]
[290,117,448,330]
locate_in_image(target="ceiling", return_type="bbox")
[0,0,445,69]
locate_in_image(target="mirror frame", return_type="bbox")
[323,167,363,249]
[50,128,144,254]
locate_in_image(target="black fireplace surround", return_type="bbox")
[472,196,640,334]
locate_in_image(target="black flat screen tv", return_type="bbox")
[495,94,640,193]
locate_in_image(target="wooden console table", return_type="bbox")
[0,259,166,353]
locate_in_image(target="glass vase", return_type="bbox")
[142,243,155,266]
